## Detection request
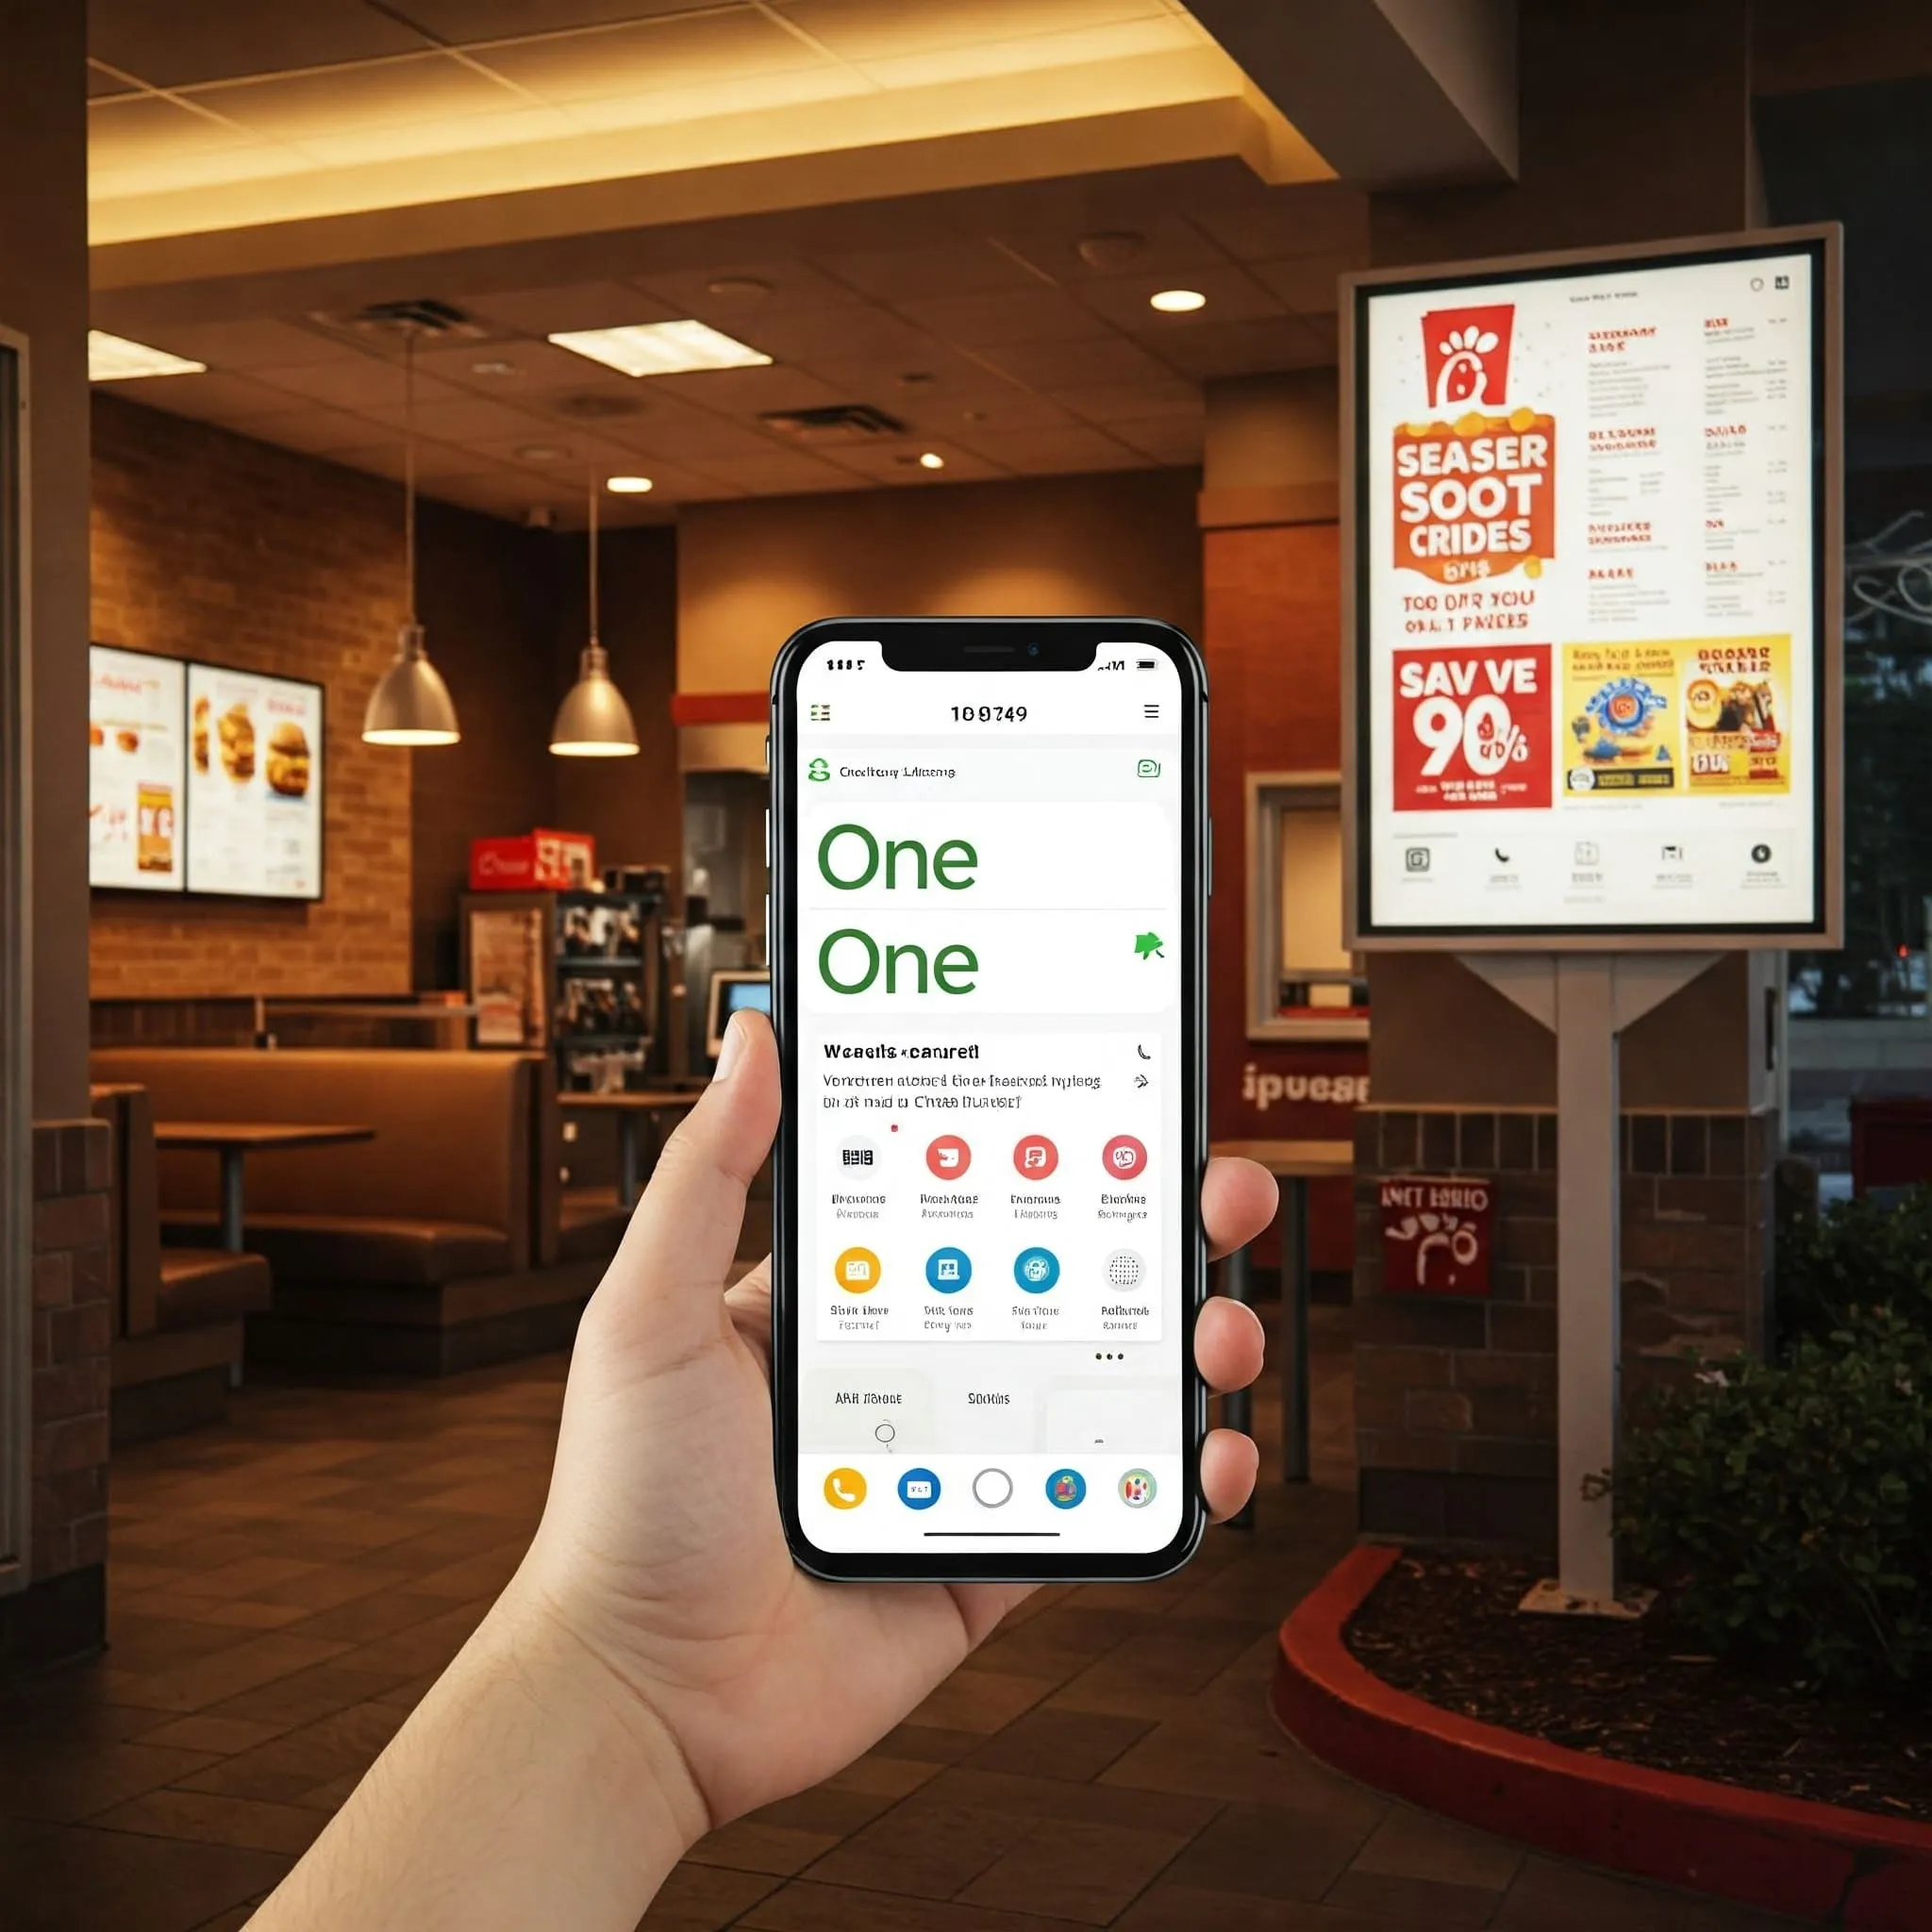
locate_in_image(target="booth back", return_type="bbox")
[90,1049,538,1267]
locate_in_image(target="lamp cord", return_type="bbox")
[403,332,417,626]
[587,469,600,649]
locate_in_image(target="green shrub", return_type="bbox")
[1611,1307,1932,1698]
[1775,1183,1932,1346]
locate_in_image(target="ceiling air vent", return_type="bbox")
[308,298,488,341]
[760,404,906,444]
[552,391,645,421]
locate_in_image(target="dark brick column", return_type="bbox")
[1353,1103,1774,1552]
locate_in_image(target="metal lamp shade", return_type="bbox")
[550,642,640,757]
[362,624,460,746]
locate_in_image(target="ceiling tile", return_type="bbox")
[950,422,1147,475]
[246,357,462,412]
[1246,257,1346,314]
[892,286,1106,348]
[731,302,935,364]
[179,51,519,144]
[386,0,736,42]
[1108,416,1205,464]
[403,395,567,442]
[103,370,301,424]
[96,316,347,372]
[779,0,1171,64]
[631,258,864,316]
[222,408,403,456]
[822,240,1053,302]
[467,282,681,334]
[692,449,872,493]
[88,61,142,98]
[1053,376,1201,425]
[630,363,849,414]
[467,10,827,105]
[88,0,430,89]
[993,212,1229,286]
[1077,263,1286,331]
[1187,185,1372,266]
[411,337,637,394]
[88,94,263,168]
[1142,314,1331,382]
[323,438,497,482]
[821,440,1009,485]
[974,334,1171,389]
[602,402,789,462]
[293,102,581,167]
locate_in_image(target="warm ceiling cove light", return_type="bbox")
[1148,289,1208,313]
[605,475,653,494]
[548,319,771,378]
[88,330,206,381]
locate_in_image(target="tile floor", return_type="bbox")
[3,1306,1798,1930]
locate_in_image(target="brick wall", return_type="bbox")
[1352,1102,1775,1549]
[11,1116,113,1664]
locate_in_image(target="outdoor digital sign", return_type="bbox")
[1345,230,1839,947]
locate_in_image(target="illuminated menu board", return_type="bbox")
[1349,232,1836,944]
[184,663,324,900]
[89,646,186,892]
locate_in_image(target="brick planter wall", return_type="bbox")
[1352,1103,1775,1550]
[3,1116,113,1671]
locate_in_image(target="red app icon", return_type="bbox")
[925,1134,972,1180]
[1013,1134,1058,1180]
[1102,1135,1147,1180]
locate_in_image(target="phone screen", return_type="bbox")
[775,625,1199,1572]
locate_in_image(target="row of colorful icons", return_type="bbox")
[833,1244,1146,1295]
[878,1133,1148,1182]
[822,1466,1156,1510]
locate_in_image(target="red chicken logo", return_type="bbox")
[1423,304,1515,411]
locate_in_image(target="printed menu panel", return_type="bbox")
[185,663,324,899]
[1356,241,1826,938]
[89,646,186,891]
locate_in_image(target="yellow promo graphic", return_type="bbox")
[823,1468,866,1509]
[1680,635,1792,793]
[1561,642,1679,795]
[833,1245,882,1294]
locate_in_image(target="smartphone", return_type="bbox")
[768,616,1208,1582]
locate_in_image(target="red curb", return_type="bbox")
[1272,1544,1932,1930]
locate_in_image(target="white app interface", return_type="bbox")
[791,640,1185,1556]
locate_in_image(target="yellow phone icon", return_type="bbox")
[824,1467,866,1509]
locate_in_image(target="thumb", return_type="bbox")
[596,1010,779,1351]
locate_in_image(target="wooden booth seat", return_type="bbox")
[91,1048,593,1375]
[92,1083,271,1444]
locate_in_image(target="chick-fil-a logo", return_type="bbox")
[1423,304,1515,410]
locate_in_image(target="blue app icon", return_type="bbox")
[925,1246,972,1293]
[1044,1468,1087,1509]
[1013,1246,1060,1293]
[897,1467,941,1510]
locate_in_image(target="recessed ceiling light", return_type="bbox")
[1149,289,1207,313]
[517,444,569,461]
[88,330,206,382]
[550,320,772,378]
[918,451,945,470]
[605,475,653,494]
[471,358,519,376]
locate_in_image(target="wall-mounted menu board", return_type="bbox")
[89,645,186,891]
[1345,227,1839,948]
[185,663,325,900]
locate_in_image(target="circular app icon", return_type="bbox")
[1103,1134,1148,1180]
[925,1246,972,1293]
[1751,842,1774,866]
[834,1245,881,1294]
[925,1134,972,1180]
[972,1467,1013,1508]
[824,1467,866,1509]
[1013,1246,1060,1293]
[1044,1468,1087,1509]
[896,1468,941,1510]
[1118,1469,1157,1507]
[1012,1134,1058,1180]
[1105,1250,1145,1290]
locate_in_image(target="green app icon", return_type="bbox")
[1134,932,1164,959]
[808,757,830,782]
[1136,758,1160,778]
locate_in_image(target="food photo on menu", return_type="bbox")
[184,661,324,900]
[87,644,186,892]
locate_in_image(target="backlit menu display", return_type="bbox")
[89,646,186,892]
[1352,235,1833,941]
[184,664,324,900]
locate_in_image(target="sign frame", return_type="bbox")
[1341,224,1842,953]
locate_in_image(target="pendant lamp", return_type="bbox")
[550,472,640,758]
[363,330,460,746]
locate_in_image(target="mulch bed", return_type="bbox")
[1344,1554,1932,1825]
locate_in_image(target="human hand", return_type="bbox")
[513,1010,1274,1842]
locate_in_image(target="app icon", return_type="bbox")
[1405,845,1431,873]
[1751,842,1774,865]
[841,1141,876,1169]
[1118,1469,1157,1507]
[808,757,830,782]
[1013,1134,1058,1180]
[834,1246,881,1294]
[1103,1135,1147,1180]
[1013,1246,1060,1293]
[1133,931,1164,959]
[1574,841,1600,866]
[972,1468,1013,1508]
[1045,1468,1087,1509]
[925,1134,972,1180]
[925,1246,972,1293]
[1136,757,1160,778]
[824,1467,866,1509]
[897,1468,941,1510]
[1104,1250,1145,1290]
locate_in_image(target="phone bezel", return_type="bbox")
[768,615,1210,1583]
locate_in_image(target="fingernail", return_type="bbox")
[713,1012,745,1082]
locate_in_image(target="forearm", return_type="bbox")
[251,1577,702,1932]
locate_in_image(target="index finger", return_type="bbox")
[1203,1156,1277,1261]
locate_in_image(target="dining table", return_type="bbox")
[1210,1137,1356,1519]
[558,1090,700,1209]
[153,1121,376,1252]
